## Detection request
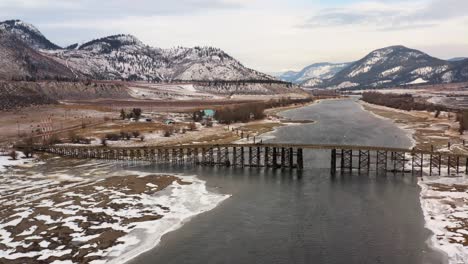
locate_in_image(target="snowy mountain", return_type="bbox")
[0,30,75,80]
[0,20,275,82]
[320,46,468,89]
[0,20,61,50]
[278,62,350,85]
[50,34,273,81]
[446,59,468,83]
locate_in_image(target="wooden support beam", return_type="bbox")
[330,149,336,175]
[272,147,278,168]
[289,147,294,169]
[257,147,261,167]
[281,147,285,168]
[297,148,303,170]
[264,147,270,167]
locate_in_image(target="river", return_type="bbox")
[129,98,446,264]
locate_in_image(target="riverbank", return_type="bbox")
[360,100,468,264]
[360,101,468,153]
[0,157,229,264]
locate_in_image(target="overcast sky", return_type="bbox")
[2,0,468,72]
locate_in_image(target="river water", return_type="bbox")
[129,98,446,264]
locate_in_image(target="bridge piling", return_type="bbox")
[331,149,336,175]
[289,147,294,169]
[281,148,285,168]
[272,147,278,168]
[297,148,303,170]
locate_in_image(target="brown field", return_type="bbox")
[361,101,468,154]
[63,99,261,113]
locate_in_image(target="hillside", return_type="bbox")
[51,35,273,82]
[279,46,468,89]
[0,31,76,81]
[320,46,468,89]
[0,20,61,50]
[0,20,277,83]
[0,81,129,110]
[279,62,350,86]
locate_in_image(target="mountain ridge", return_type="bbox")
[280,45,468,89]
[0,19,277,82]
[279,62,350,85]
[0,20,61,50]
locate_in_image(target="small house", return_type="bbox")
[164,119,175,125]
[203,109,215,119]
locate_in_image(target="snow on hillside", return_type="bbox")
[322,45,461,89]
[278,62,350,86]
[50,35,273,82]
[0,20,61,50]
[407,78,428,85]
[348,48,394,78]
[0,20,277,83]
[302,78,323,87]
[297,63,349,82]
[380,66,402,77]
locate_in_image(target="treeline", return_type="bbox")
[152,79,293,86]
[10,75,82,82]
[361,92,468,135]
[214,103,265,124]
[263,97,313,108]
[361,92,446,112]
[213,97,313,124]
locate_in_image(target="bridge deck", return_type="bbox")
[32,143,468,159]
[22,143,468,176]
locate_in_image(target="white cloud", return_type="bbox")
[301,0,468,31]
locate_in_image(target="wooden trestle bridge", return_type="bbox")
[31,143,468,176]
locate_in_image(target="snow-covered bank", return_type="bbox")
[104,173,230,264]
[0,152,33,172]
[0,158,230,264]
[419,177,468,264]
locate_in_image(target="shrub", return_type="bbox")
[105,133,121,141]
[132,131,141,138]
[46,134,62,145]
[162,127,174,137]
[9,150,18,160]
[69,132,91,144]
[189,122,197,131]
[214,102,266,124]
[21,136,35,158]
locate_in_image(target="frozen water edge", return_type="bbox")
[0,152,32,172]
[101,173,230,264]
[418,177,468,264]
